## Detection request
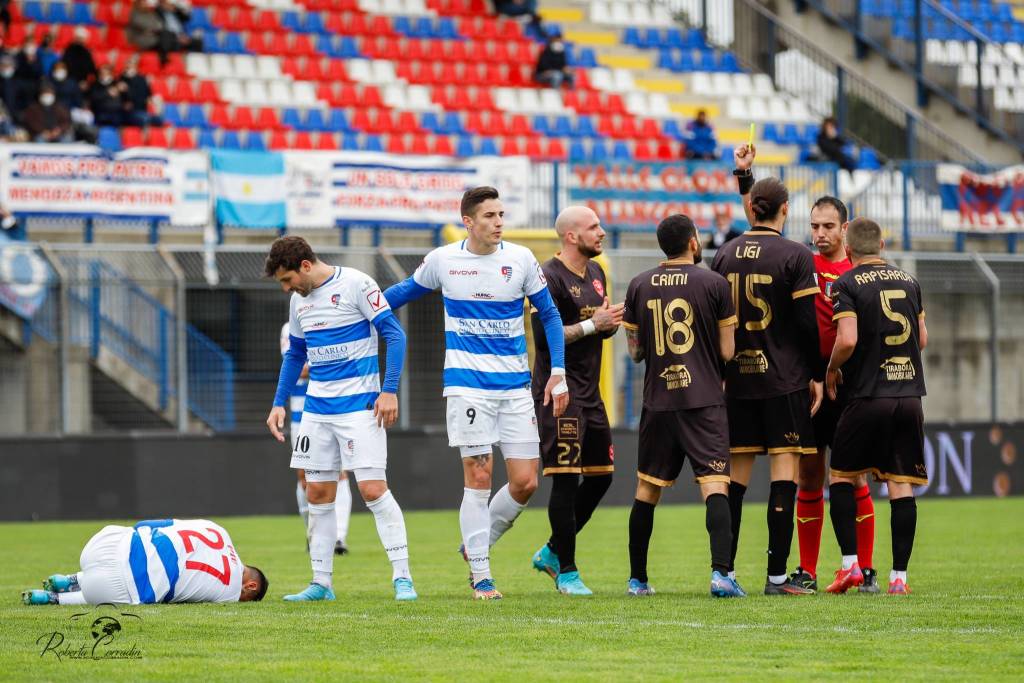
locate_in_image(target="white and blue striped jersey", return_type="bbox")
[412,240,552,398]
[123,519,243,604]
[280,322,307,423]
[288,266,389,418]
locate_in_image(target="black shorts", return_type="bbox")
[537,401,614,476]
[831,397,927,485]
[811,386,846,450]
[727,389,816,456]
[637,404,731,487]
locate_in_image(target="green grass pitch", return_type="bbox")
[2,498,1022,681]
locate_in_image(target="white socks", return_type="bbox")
[296,481,309,527]
[366,490,411,581]
[57,591,87,605]
[488,484,527,547]
[768,574,787,585]
[842,555,858,570]
[460,487,491,584]
[307,501,336,587]
[890,570,908,583]
[336,478,352,544]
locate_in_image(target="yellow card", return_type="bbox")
[748,123,756,147]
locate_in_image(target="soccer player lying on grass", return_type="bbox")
[383,186,568,600]
[622,214,744,598]
[22,519,268,605]
[823,218,928,596]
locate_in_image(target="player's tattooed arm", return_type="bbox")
[564,323,587,345]
[626,327,644,363]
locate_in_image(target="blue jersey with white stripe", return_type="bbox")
[288,266,390,419]
[124,519,242,604]
[280,322,307,423]
[412,240,550,398]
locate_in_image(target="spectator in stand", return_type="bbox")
[0,0,11,35]
[38,33,60,77]
[63,27,98,87]
[119,55,159,127]
[127,0,164,53]
[816,116,856,172]
[705,207,743,249]
[495,0,542,33]
[534,34,574,89]
[52,61,98,143]
[89,65,126,127]
[0,54,18,117]
[22,82,72,143]
[684,109,718,160]
[14,37,44,112]
[0,99,16,139]
[157,0,203,62]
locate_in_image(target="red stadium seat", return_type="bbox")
[506,64,529,87]
[325,12,344,34]
[292,131,314,150]
[255,10,280,32]
[170,78,197,102]
[409,133,430,155]
[257,107,282,131]
[146,126,170,148]
[476,88,497,112]
[618,117,639,139]
[269,130,290,150]
[545,137,567,161]
[351,108,372,131]
[448,87,472,111]
[485,112,508,137]
[120,126,144,147]
[485,63,510,87]
[656,140,676,160]
[446,40,468,63]
[211,6,231,28]
[597,115,615,137]
[634,140,655,161]
[198,81,221,103]
[232,106,256,130]
[327,59,349,82]
[315,132,338,150]
[292,35,315,56]
[404,39,426,62]
[387,134,407,154]
[430,86,451,108]
[336,84,359,107]
[497,19,521,41]
[574,68,591,91]
[562,91,581,110]
[501,137,522,156]
[606,94,626,115]
[368,16,393,37]
[489,41,510,64]
[524,137,543,159]
[396,112,420,134]
[464,111,485,133]
[247,32,270,54]
[509,115,533,137]
[281,56,301,77]
[639,118,662,139]
[304,57,326,82]
[360,86,383,109]
[346,13,368,36]
[372,109,396,135]
[232,8,256,33]
[432,134,454,155]
[209,103,231,128]
[149,78,170,100]
[171,128,196,150]
[317,83,338,106]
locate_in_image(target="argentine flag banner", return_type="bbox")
[211,150,287,228]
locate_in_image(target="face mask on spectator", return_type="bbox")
[1,68,13,78]
[53,69,67,81]
[125,67,138,78]
[551,41,564,53]
[1,215,16,230]
[24,46,37,58]
[100,75,113,86]
[40,93,55,106]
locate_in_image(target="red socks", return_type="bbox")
[796,489,825,578]
[854,485,875,569]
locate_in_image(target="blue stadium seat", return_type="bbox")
[363,135,384,152]
[341,133,360,150]
[305,12,328,34]
[304,109,326,132]
[569,139,587,162]
[612,142,632,161]
[413,17,436,39]
[183,104,207,128]
[197,129,217,149]
[281,108,302,130]
[456,136,475,157]
[662,119,685,140]
[328,109,352,132]
[665,28,685,50]
[70,2,99,26]
[684,29,706,48]
[420,112,441,134]
[590,139,610,162]
[699,50,719,72]
[316,36,337,57]
[244,132,266,151]
[859,147,881,170]
[575,116,598,138]
[657,50,678,71]
[338,37,360,59]
[21,1,44,23]
[162,104,183,127]
[97,127,122,152]
[532,115,551,136]
[761,122,780,143]
[478,137,499,156]
[575,48,597,68]
[281,11,302,32]
[393,16,414,36]
[441,112,465,136]
[221,33,247,54]
[219,130,241,150]
[437,18,460,40]
[803,124,820,145]
[622,27,642,47]
[187,7,214,31]
[47,2,71,23]
[780,123,800,145]
[721,52,741,73]
[551,115,573,137]
[678,50,696,72]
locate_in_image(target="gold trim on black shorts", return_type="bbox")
[638,472,675,487]
[830,466,928,486]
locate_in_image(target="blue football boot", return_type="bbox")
[531,544,560,582]
[394,578,418,601]
[283,582,336,602]
[710,570,747,597]
[556,571,593,596]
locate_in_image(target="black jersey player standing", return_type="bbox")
[711,144,825,596]
[823,218,928,596]
[530,205,623,596]
[622,214,745,598]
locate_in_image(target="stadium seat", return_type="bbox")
[244,131,267,151]
[220,130,242,150]
[97,126,122,152]
[432,134,455,156]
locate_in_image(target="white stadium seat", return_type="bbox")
[590,1,610,24]
[690,72,712,96]
[648,93,671,117]
[256,56,282,80]
[625,92,647,115]
[233,55,257,80]
[609,2,631,25]
[219,78,244,103]
[588,68,614,91]
[518,88,542,114]
[291,81,317,107]
[245,79,270,105]
[632,4,653,27]
[752,73,775,96]
[612,68,635,92]
[539,89,565,114]
[494,87,518,111]
[727,96,749,120]
[383,83,409,110]
[406,85,435,111]
[186,54,210,79]
[371,60,396,84]
[346,59,372,83]
[711,72,733,96]
[209,54,234,79]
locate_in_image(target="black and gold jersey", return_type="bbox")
[623,261,735,411]
[831,259,926,399]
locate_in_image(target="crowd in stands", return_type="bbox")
[0,0,199,144]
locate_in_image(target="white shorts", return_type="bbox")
[446,394,540,459]
[291,411,387,474]
[79,525,133,605]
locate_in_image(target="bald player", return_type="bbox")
[530,206,623,596]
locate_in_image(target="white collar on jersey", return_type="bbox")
[460,240,504,251]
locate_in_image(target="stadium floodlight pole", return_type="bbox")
[38,242,71,435]
[970,253,1000,422]
[159,246,189,433]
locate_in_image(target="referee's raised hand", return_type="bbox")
[734,143,756,171]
